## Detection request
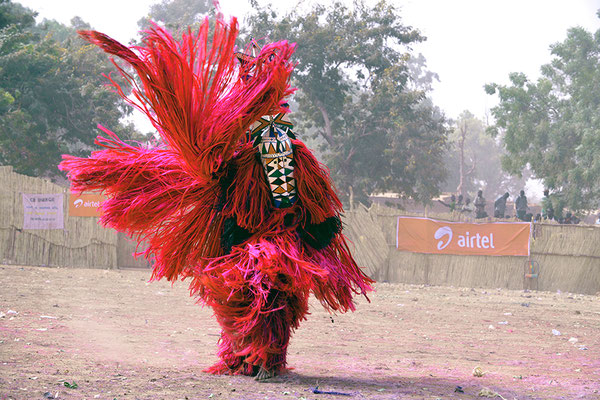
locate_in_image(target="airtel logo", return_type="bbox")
[73,198,102,208]
[434,226,453,250]
[433,226,496,250]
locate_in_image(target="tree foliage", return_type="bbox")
[137,0,211,34]
[0,0,136,177]
[442,111,529,202]
[245,0,448,204]
[485,22,600,211]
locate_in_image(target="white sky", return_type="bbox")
[15,0,600,122]
[400,0,600,121]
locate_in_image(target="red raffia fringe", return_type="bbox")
[59,14,373,376]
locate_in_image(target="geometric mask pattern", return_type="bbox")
[251,113,297,208]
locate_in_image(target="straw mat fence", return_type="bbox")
[0,166,145,269]
[1,167,599,294]
[344,204,600,295]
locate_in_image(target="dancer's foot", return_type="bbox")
[254,367,275,381]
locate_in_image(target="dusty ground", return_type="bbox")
[1,264,599,400]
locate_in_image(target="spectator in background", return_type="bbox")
[474,190,487,219]
[596,213,600,225]
[461,197,474,215]
[561,212,580,224]
[438,194,457,212]
[563,212,574,224]
[515,190,528,221]
[494,192,510,218]
[457,194,464,208]
[541,189,554,220]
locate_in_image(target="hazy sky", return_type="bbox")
[15,0,600,122]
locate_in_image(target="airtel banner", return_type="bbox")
[68,192,107,217]
[396,216,531,256]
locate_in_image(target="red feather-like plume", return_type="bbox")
[61,16,297,281]
[60,14,373,377]
[78,17,295,180]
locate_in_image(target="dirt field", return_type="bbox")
[1,264,599,400]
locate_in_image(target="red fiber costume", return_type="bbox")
[59,15,373,379]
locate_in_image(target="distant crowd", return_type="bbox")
[439,189,600,225]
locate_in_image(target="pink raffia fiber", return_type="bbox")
[77,16,295,181]
[59,14,373,377]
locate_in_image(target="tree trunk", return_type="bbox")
[315,99,335,147]
[456,121,467,197]
[349,185,354,211]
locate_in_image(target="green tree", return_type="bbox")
[0,0,136,177]
[443,111,529,202]
[246,0,448,204]
[485,21,600,211]
[137,0,211,34]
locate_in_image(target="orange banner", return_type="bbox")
[68,193,107,217]
[396,217,531,256]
